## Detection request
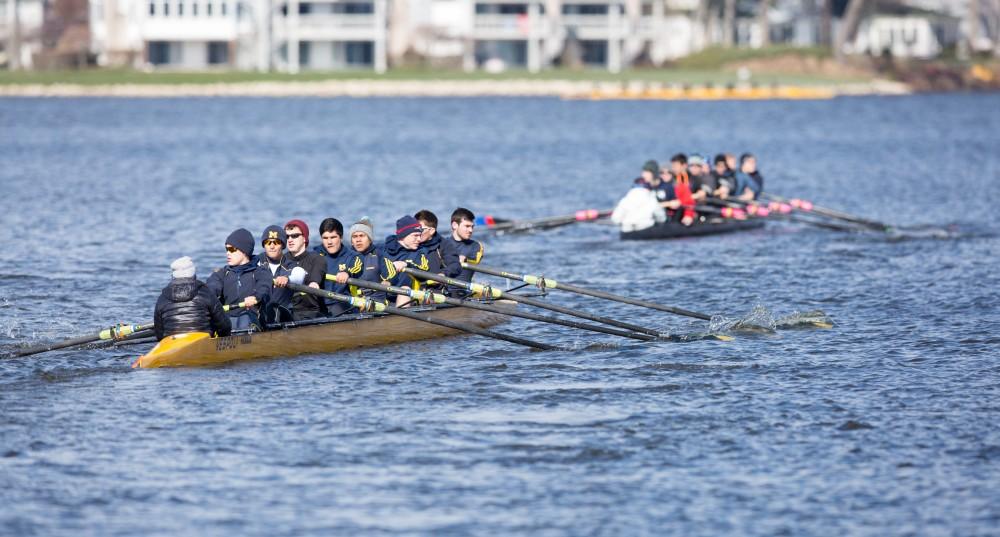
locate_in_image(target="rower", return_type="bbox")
[154,256,231,341]
[258,225,295,323]
[206,228,272,331]
[712,153,737,199]
[440,207,485,283]
[687,153,717,203]
[666,155,696,226]
[634,160,671,203]
[735,153,764,201]
[382,215,431,306]
[415,209,446,276]
[284,219,327,321]
[314,217,357,316]
[345,217,394,305]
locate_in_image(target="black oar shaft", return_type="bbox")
[345,277,654,342]
[464,264,713,321]
[11,322,154,358]
[287,283,557,351]
[403,267,662,337]
[760,193,890,231]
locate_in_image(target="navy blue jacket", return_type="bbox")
[440,234,485,282]
[419,233,447,275]
[348,243,394,303]
[314,244,360,304]
[734,171,762,199]
[257,253,295,308]
[382,235,430,288]
[206,257,272,314]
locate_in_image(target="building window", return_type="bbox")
[220,1,227,15]
[562,4,608,15]
[149,1,156,15]
[178,2,184,15]
[208,42,229,64]
[299,42,310,66]
[476,3,527,15]
[192,2,198,15]
[148,41,171,64]
[206,2,212,15]
[579,40,607,64]
[345,41,373,65]
[336,2,374,14]
[163,2,169,15]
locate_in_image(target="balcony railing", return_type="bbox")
[473,14,543,34]
[282,13,375,28]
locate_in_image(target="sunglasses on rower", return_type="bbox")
[286,232,303,240]
[225,245,238,253]
[263,239,282,247]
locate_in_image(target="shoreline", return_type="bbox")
[0,78,912,99]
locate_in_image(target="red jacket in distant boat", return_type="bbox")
[674,170,696,221]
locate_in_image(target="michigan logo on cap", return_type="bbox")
[268,231,279,239]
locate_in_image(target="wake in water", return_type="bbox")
[709,303,834,333]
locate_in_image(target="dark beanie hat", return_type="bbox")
[260,225,286,246]
[642,160,659,174]
[284,219,310,246]
[226,228,255,257]
[395,215,422,239]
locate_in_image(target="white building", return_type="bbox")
[90,0,387,71]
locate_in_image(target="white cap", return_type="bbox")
[170,256,196,279]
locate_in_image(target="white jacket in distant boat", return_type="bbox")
[611,187,667,232]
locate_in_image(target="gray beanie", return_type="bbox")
[171,256,196,279]
[349,217,374,243]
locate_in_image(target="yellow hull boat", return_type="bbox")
[134,301,516,368]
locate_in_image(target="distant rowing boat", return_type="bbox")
[620,218,765,241]
[134,300,516,368]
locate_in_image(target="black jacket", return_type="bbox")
[154,277,232,341]
[290,250,327,320]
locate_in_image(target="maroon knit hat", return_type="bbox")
[284,219,310,246]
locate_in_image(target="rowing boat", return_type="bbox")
[134,300,517,368]
[620,218,765,241]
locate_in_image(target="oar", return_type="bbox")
[706,198,868,233]
[463,263,715,321]
[477,209,612,234]
[285,282,558,351]
[222,301,248,312]
[759,193,895,232]
[402,267,664,338]
[9,322,154,358]
[339,276,656,342]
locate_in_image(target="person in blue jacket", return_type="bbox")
[440,207,485,283]
[415,209,446,276]
[257,225,295,324]
[206,228,272,331]
[344,217,394,306]
[382,215,430,306]
[314,217,358,316]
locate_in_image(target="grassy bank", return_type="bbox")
[0,64,868,87]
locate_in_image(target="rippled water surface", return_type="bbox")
[1,95,999,536]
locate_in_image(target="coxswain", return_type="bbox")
[635,160,671,203]
[345,217,394,305]
[314,217,357,316]
[440,207,485,282]
[206,228,272,330]
[382,215,431,306]
[666,155,696,226]
[284,219,327,321]
[611,177,667,232]
[415,209,446,276]
[258,225,295,323]
[154,256,231,341]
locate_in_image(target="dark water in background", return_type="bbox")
[1,95,999,535]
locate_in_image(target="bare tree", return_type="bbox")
[723,0,736,47]
[819,0,832,47]
[835,0,868,62]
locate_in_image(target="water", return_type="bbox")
[1,95,999,536]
